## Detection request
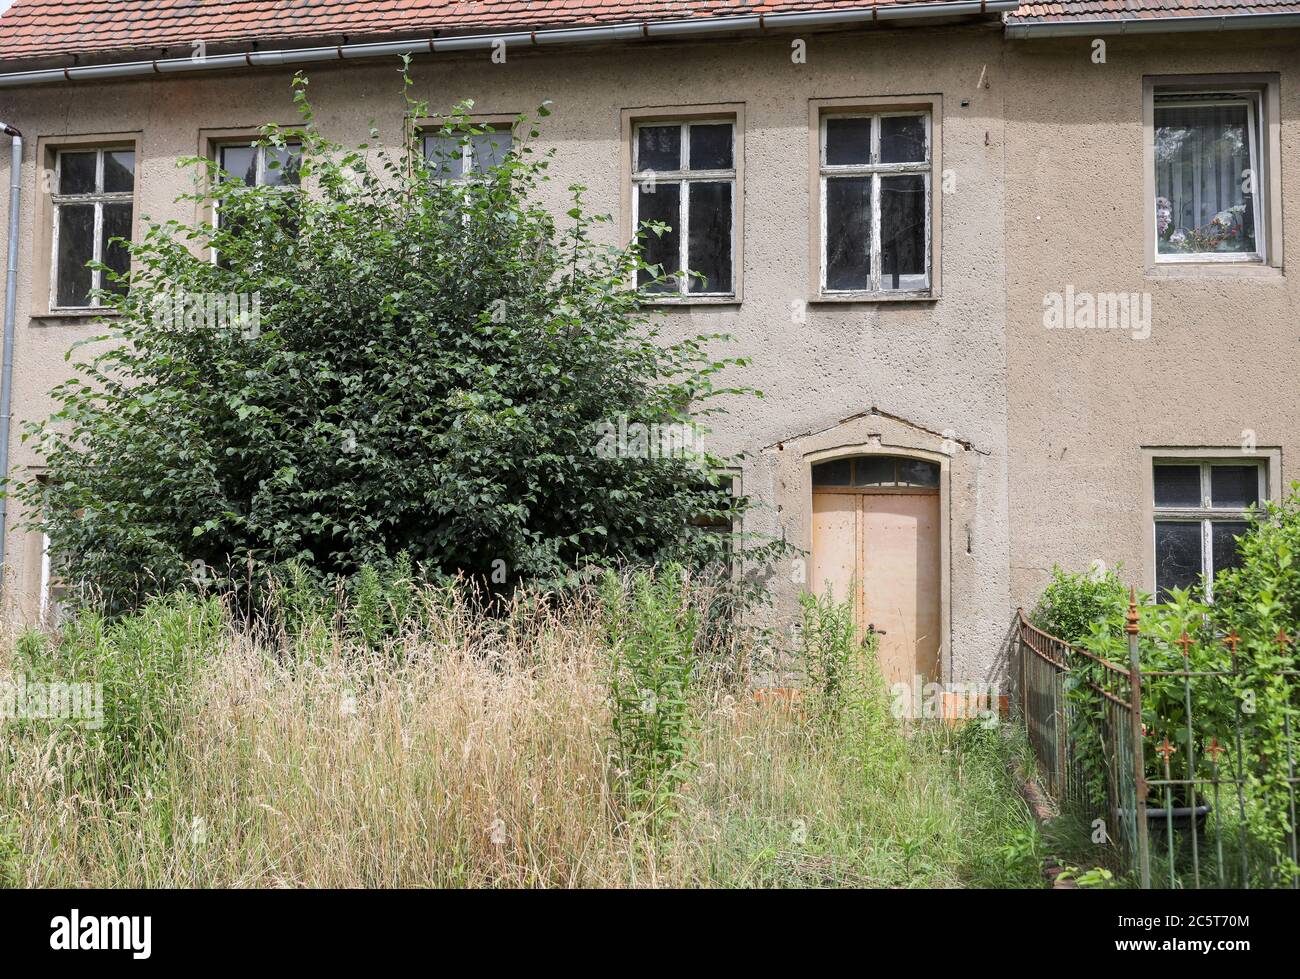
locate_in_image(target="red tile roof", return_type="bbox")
[1009,0,1300,24]
[0,0,982,63]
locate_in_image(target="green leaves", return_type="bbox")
[16,72,753,614]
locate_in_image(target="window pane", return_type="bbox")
[263,145,302,186]
[636,181,681,293]
[1154,99,1256,256]
[103,150,135,193]
[637,125,680,172]
[59,152,97,195]
[1154,465,1201,507]
[1155,521,1203,598]
[219,145,258,184]
[56,204,95,307]
[1211,520,1250,578]
[898,459,940,487]
[812,459,851,486]
[880,174,926,290]
[100,201,133,297]
[686,181,731,294]
[1210,465,1259,509]
[824,176,870,291]
[854,457,895,486]
[470,130,512,174]
[824,117,872,166]
[879,115,926,164]
[423,134,464,180]
[688,124,732,170]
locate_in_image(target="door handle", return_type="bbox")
[868,623,887,635]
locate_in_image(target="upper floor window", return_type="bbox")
[422,123,513,182]
[818,110,931,296]
[50,147,135,309]
[1153,459,1265,601]
[631,118,736,298]
[1153,89,1264,263]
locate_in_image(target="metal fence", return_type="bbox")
[1013,595,1299,888]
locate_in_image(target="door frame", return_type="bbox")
[804,444,952,683]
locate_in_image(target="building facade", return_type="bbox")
[0,1,1295,688]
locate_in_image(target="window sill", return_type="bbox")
[640,296,742,308]
[31,308,120,323]
[810,291,938,305]
[1145,262,1283,281]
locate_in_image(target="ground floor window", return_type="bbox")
[1153,459,1265,600]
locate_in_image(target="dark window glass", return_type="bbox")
[824,176,870,291]
[824,117,871,166]
[688,124,732,170]
[219,145,258,184]
[470,130,511,173]
[1210,465,1259,509]
[1155,521,1203,598]
[899,459,940,487]
[636,182,680,292]
[854,457,895,486]
[1211,520,1250,578]
[263,145,302,186]
[637,125,680,172]
[100,202,133,296]
[55,204,95,307]
[880,174,926,290]
[687,181,731,293]
[423,134,464,180]
[59,152,97,194]
[103,150,135,193]
[1154,465,1201,508]
[879,115,926,164]
[812,459,851,486]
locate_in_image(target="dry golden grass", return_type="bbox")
[0,587,1042,888]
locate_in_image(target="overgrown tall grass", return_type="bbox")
[0,574,1042,888]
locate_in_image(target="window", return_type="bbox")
[1152,460,1265,600]
[631,118,736,297]
[213,141,301,266]
[812,456,939,489]
[818,110,931,295]
[49,147,135,309]
[1154,89,1265,263]
[421,123,513,181]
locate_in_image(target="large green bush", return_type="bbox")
[17,70,753,613]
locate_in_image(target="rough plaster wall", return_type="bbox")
[1003,31,1300,611]
[0,25,1013,680]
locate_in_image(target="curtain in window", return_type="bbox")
[1154,101,1256,255]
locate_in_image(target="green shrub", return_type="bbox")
[18,68,754,615]
[602,567,700,826]
[1031,564,1129,644]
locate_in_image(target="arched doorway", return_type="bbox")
[810,454,942,688]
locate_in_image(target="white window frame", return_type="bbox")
[420,123,515,184]
[631,118,737,299]
[818,110,931,296]
[49,147,135,310]
[1152,459,1267,601]
[1152,90,1266,266]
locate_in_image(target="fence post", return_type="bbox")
[1126,587,1151,889]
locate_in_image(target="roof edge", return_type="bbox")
[1005,11,1300,37]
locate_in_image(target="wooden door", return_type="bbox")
[811,487,941,688]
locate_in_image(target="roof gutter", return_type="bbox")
[0,2,1018,88]
[1006,11,1300,38]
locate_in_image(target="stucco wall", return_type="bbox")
[0,23,1014,677]
[1003,30,1300,610]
